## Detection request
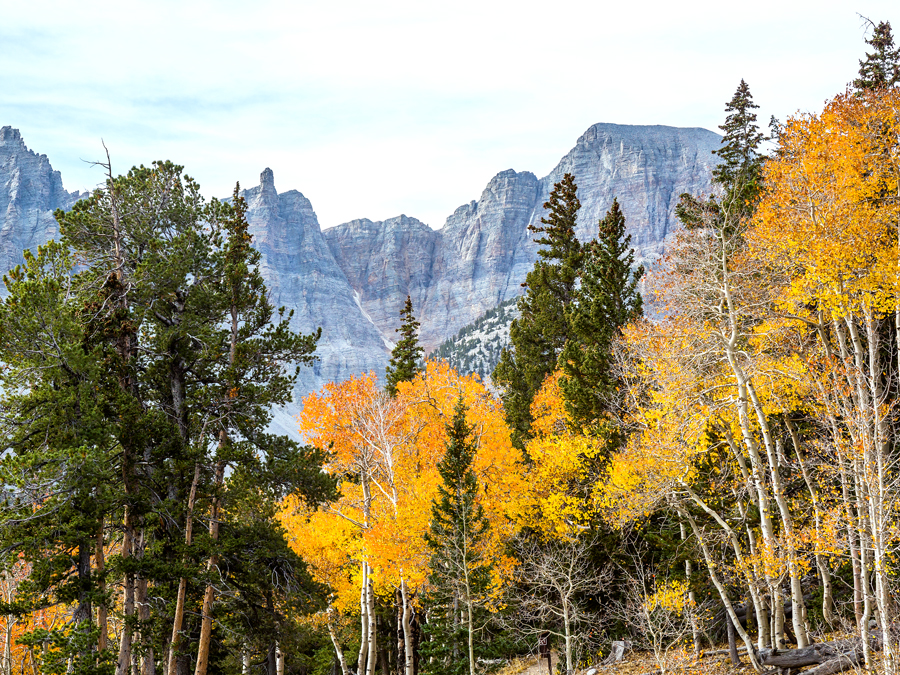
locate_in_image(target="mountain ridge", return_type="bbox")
[0,122,721,435]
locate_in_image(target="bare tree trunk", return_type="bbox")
[136,575,155,675]
[680,523,701,655]
[400,580,414,675]
[326,606,350,675]
[194,457,226,675]
[168,463,201,675]
[97,523,108,654]
[116,508,135,675]
[725,611,740,666]
[358,564,369,675]
[680,508,762,673]
[366,573,377,675]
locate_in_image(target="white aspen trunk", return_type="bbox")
[856,472,873,670]
[771,586,785,650]
[680,508,762,673]
[452,593,460,661]
[563,601,573,675]
[466,596,476,675]
[357,563,369,675]
[400,579,414,675]
[718,234,804,648]
[242,650,250,675]
[680,523,701,655]
[326,607,350,675]
[275,643,284,675]
[862,310,896,675]
[744,389,808,647]
[366,572,377,675]
[788,419,834,625]
[734,497,769,648]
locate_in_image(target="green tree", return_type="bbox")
[676,81,766,235]
[854,19,900,91]
[423,399,493,675]
[385,295,424,397]
[0,163,332,675]
[560,198,643,431]
[711,79,766,214]
[493,173,584,446]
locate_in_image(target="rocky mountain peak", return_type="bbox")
[0,126,23,144]
[0,121,721,436]
[0,127,84,293]
[260,167,276,193]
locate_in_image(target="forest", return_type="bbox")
[2,18,900,675]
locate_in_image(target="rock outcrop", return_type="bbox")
[0,122,720,435]
[0,126,84,290]
[240,169,392,435]
[326,123,721,353]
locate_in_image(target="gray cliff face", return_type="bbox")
[541,124,721,257]
[418,169,541,350]
[323,214,438,344]
[327,124,721,353]
[0,123,720,430]
[241,169,390,434]
[0,126,83,290]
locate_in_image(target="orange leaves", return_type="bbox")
[752,89,900,318]
[521,371,606,537]
[282,361,525,607]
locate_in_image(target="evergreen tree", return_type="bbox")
[0,164,332,674]
[854,19,900,91]
[493,173,583,446]
[422,399,492,675]
[560,198,643,431]
[711,79,766,214]
[385,295,424,396]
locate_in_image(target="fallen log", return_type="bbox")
[802,652,863,675]
[758,639,861,669]
[701,647,748,657]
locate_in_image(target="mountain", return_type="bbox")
[0,126,85,287]
[428,297,519,384]
[0,122,720,436]
[325,123,720,354]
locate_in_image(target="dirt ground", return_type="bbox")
[496,649,758,675]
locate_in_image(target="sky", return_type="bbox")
[1,0,897,230]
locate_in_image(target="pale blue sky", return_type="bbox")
[1,0,895,229]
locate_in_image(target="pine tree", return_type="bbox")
[560,198,643,430]
[854,19,900,91]
[0,164,332,674]
[423,399,492,675]
[493,173,584,446]
[712,80,765,214]
[385,295,424,397]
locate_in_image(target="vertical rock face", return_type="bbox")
[323,214,438,342]
[0,122,721,431]
[542,124,721,255]
[0,126,84,290]
[326,123,721,353]
[417,169,542,349]
[240,169,391,435]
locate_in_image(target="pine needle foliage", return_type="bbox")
[560,198,643,431]
[712,79,766,213]
[385,295,424,397]
[423,398,493,675]
[493,173,583,447]
[854,19,900,91]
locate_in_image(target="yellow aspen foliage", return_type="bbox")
[521,370,606,537]
[279,361,526,611]
[752,89,900,316]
